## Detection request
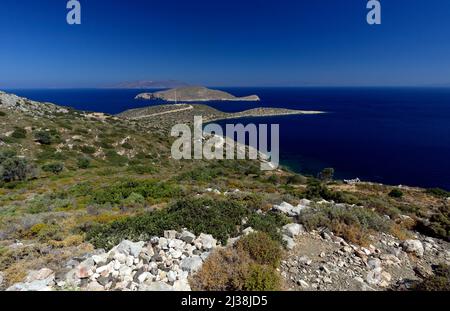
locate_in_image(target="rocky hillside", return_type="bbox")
[135,86,260,102]
[0,91,449,291]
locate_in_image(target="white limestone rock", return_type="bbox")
[402,240,424,257]
[282,223,305,238]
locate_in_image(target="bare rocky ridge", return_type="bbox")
[0,91,70,116]
[135,86,260,102]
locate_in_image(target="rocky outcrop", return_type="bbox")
[402,240,424,258]
[135,86,260,102]
[273,199,312,217]
[6,230,217,291]
[0,91,70,116]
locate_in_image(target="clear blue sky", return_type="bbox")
[1,0,450,88]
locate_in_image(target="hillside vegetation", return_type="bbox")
[0,91,449,291]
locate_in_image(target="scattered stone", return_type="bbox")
[298,256,312,266]
[402,240,424,257]
[321,231,332,241]
[366,267,382,285]
[197,233,217,250]
[140,281,174,291]
[283,235,296,250]
[86,281,104,291]
[5,230,221,291]
[282,223,305,238]
[297,279,309,288]
[273,201,309,216]
[242,227,255,235]
[379,254,401,265]
[25,268,54,283]
[181,256,203,273]
[164,230,178,239]
[180,230,196,244]
[92,254,107,266]
[117,240,145,257]
[173,279,191,291]
[367,258,382,270]
[413,266,433,279]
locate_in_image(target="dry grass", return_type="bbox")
[190,247,251,291]
[332,222,371,246]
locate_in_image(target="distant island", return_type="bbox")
[135,86,260,102]
[109,80,190,89]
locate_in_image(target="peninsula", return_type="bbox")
[135,86,260,102]
[117,103,323,130]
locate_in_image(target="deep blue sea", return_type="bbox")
[5,87,450,190]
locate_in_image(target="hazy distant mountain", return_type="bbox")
[110,80,190,89]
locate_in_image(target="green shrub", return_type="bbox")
[0,111,6,116]
[86,209,171,249]
[11,127,27,139]
[96,140,113,149]
[267,175,280,184]
[318,168,334,182]
[34,130,52,145]
[122,192,145,206]
[42,162,64,174]
[0,149,17,163]
[79,145,96,154]
[27,194,71,214]
[121,142,133,149]
[105,150,127,166]
[37,146,66,161]
[300,180,359,205]
[244,264,281,291]
[127,165,157,174]
[286,174,307,185]
[69,181,93,196]
[86,197,249,249]
[299,204,391,245]
[303,180,342,201]
[28,222,63,242]
[77,157,91,169]
[247,212,289,242]
[426,188,450,198]
[389,188,404,198]
[412,264,450,291]
[416,206,450,241]
[90,180,180,205]
[0,152,37,182]
[177,167,222,182]
[167,198,250,244]
[236,232,282,267]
